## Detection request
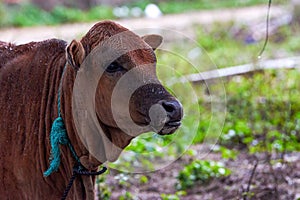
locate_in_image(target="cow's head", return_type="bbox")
[66,21,183,162]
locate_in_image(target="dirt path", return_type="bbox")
[0,5,288,44]
[104,145,300,200]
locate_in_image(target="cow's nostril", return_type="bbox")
[160,100,183,121]
[162,101,176,113]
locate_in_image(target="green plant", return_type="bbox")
[51,5,114,24]
[87,6,114,20]
[221,70,300,155]
[119,191,134,200]
[161,191,186,200]
[114,173,131,188]
[96,170,111,200]
[51,6,86,23]
[242,191,255,199]
[108,131,185,171]
[161,194,180,200]
[176,160,231,190]
[213,145,239,160]
[10,3,55,26]
[126,0,284,14]
[139,175,149,184]
[0,3,115,28]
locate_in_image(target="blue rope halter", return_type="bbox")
[43,62,107,200]
[44,64,80,177]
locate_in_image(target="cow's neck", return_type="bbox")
[54,63,102,199]
[60,64,102,170]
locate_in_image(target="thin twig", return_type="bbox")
[244,158,259,200]
[266,156,279,199]
[258,0,272,58]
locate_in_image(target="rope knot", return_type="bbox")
[51,117,68,145]
[44,116,69,177]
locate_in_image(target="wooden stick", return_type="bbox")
[173,57,300,84]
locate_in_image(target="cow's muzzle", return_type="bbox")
[149,99,183,135]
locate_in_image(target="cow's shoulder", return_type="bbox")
[37,39,67,53]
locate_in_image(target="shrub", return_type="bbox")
[176,160,231,190]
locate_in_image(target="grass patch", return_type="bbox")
[127,0,286,14]
[0,0,287,27]
[0,3,114,27]
[176,160,231,190]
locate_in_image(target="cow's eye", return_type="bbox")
[106,61,124,73]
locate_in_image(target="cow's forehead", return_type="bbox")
[96,32,157,69]
[117,48,156,69]
[82,21,157,69]
[81,21,152,54]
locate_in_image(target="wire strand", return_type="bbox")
[258,0,272,58]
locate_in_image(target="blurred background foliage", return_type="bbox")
[0,0,286,27]
[105,14,300,198]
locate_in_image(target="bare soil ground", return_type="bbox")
[105,145,300,200]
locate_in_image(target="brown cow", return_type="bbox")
[0,21,183,199]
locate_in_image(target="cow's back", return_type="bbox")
[0,39,68,199]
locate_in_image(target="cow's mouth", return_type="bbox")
[158,120,181,135]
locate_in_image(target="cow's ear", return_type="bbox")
[66,40,85,70]
[141,34,163,50]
